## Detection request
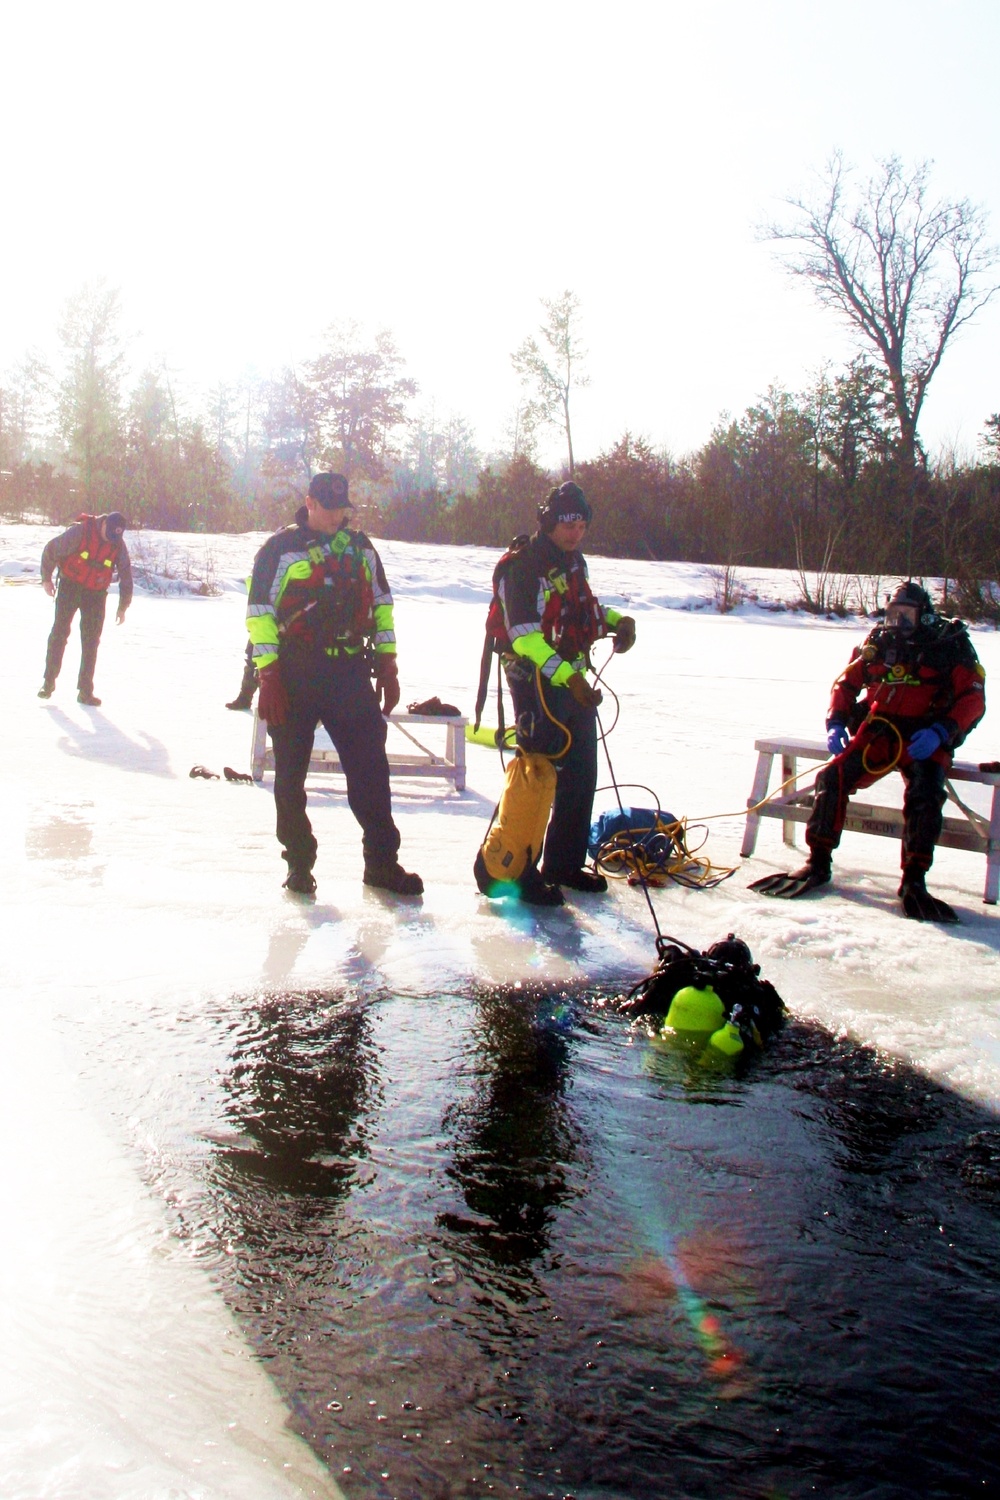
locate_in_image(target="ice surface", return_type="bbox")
[1,523,998,1495]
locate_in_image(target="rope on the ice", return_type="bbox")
[590,644,737,901]
[685,713,904,824]
[591,802,737,892]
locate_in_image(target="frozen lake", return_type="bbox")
[1,527,999,1496]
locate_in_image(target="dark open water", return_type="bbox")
[112,983,1000,1500]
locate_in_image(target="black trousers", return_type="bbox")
[268,652,400,873]
[505,656,598,876]
[44,579,108,693]
[806,730,949,874]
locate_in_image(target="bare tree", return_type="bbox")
[497,401,539,464]
[767,155,999,485]
[511,291,589,475]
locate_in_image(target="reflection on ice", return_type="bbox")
[25,808,93,861]
[0,994,343,1500]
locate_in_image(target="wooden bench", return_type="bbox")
[740,735,1000,904]
[251,708,467,791]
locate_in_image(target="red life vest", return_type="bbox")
[59,515,121,592]
[276,536,374,653]
[537,556,603,662]
[474,534,603,729]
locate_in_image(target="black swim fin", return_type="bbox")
[898,874,959,924]
[749,863,832,900]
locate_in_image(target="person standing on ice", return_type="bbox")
[247,471,423,899]
[751,581,986,923]
[38,511,132,706]
[474,481,636,907]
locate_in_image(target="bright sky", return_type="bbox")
[2,0,998,465]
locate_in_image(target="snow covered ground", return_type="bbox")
[1,522,998,1497]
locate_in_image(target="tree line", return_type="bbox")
[2,155,998,617]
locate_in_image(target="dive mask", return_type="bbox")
[885,600,921,634]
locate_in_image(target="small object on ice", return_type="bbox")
[407,696,461,716]
[189,764,220,780]
[223,766,254,784]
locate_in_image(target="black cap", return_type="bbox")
[537,480,592,533]
[308,472,351,509]
[104,512,128,539]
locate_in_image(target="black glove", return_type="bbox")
[257,662,289,725]
[566,671,603,709]
[223,766,254,784]
[613,616,636,653]
[374,655,400,715]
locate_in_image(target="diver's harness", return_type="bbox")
[474,533,603,741]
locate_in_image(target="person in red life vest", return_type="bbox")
[247,472,422,899]
[38,511,132,706]
[474,481,636,906]
[751,581,986,922]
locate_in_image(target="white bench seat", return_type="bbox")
[251,709,467,791]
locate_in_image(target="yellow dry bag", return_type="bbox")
[479,750,557,884]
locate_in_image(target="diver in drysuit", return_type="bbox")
[751,581,986,922]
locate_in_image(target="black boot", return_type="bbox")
[283,866,317,897]
[898,868,958,923]
[516,865,565,907]
[364,861,424,896]
[38,679,55,699]
[78,691,102,706]
[473,851,563,906]
[228,652,258,710]
[543,866,608,893]
[750,852,832,900]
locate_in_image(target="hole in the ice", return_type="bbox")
[109,984,1000,1496]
